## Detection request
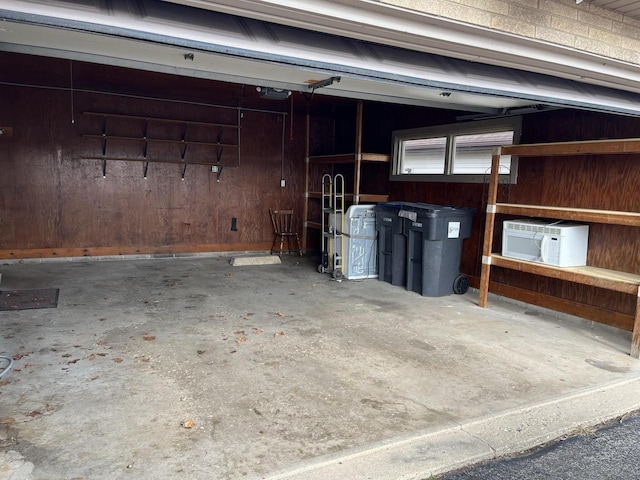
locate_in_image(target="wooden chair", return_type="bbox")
[269,209,302,256]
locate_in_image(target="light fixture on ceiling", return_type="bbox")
[256,86,291,100]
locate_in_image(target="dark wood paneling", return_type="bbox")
[0,53,307,257]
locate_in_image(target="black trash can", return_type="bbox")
[374,202,414,286]
[404,204,475,297]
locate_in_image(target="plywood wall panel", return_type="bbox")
[0,54,306,258]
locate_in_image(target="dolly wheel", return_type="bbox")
[318,264,325,274]
[332,269,344,281]
[453,274,469,295]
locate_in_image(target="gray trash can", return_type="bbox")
[374,202,415,286]
[404,204,475,297]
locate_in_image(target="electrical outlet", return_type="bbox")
[211,165,219,173]
[280,179,286,187]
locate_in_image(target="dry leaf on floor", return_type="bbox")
[234,330,245,335]
[235,337,247,344]
[252,328,264,334]
[142,335,156,341]
[113,358,124,363]
[66,359,79,365]
[181,419,195,429]
[61,354,71,358]
[0,418,15,425]
[274,331,287,337]
[0,381,10,387]
[84,354,96,361]
[271,312,286,317]
[26,410,42,417]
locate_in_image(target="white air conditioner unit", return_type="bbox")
[502,219,589,267]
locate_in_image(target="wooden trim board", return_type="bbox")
[0,243,273,260]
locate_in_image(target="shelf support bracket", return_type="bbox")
[143,119,149,158]
[181,123,189,160]
[101,115,108,156]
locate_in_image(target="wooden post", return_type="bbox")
[302,111,310,253]
[353,100,363,205]
[478,148,502,307]
[631,288,640,358]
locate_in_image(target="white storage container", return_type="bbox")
[343,205,378,280]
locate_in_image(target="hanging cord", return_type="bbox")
[0,355,14,379]
[70,60,75,124]
[281,113,286,185]
[289,93,294,141]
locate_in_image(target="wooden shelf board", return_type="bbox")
[501,138,640,157]
[361,153,390,162]
[359,194,390,202]
[82,157,233,167]
[309,153,390,164]
[305,221,322,230]
[491,254,640,295]
[496,204,640,227]
[308,192,387,202]
[83,134,238,148]
[83,111,240,129]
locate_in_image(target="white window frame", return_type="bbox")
[391,117,522,183]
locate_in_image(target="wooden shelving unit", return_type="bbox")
[302,100,390,250]
[82,111,240,180]
[478,139,640,358]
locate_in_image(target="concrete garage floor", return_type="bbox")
[1,255,640,480]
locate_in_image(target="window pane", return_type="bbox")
[452,131,514,175]
[400,137,447,174]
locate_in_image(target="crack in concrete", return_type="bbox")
[458,422,497,459]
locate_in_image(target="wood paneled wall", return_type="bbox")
[0,54,306,258]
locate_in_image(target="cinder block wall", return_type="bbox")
[381,0,640,65]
